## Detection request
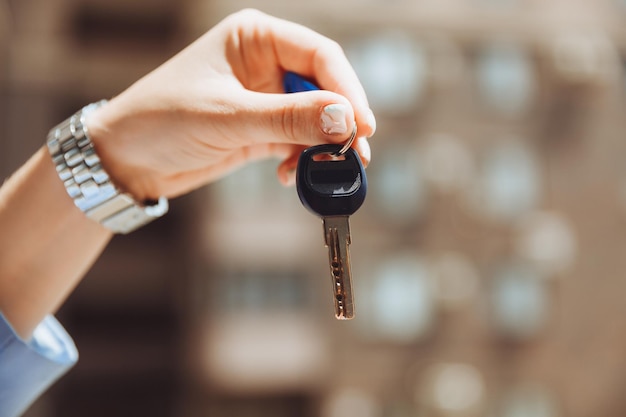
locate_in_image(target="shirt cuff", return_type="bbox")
[0,313,78,417]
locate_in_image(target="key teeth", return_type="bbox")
[323,216,355,320]
[334,299,355,320]
[331,258,354,319]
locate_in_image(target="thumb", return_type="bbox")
[247,90,356,147]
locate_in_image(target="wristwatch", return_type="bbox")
[46,100,168,234]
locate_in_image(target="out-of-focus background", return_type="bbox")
[3,0,626,416]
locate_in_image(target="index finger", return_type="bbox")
[259,11,376,138]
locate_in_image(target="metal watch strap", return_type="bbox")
[46,100,168,234]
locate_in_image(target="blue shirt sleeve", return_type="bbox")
[0,313,78,417]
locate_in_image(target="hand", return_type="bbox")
[87,8,376,202]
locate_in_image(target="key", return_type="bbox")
[284,71,366,319]
[296,144,367,320]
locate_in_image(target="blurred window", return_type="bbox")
[550,32,618,84]
[357,255,436,343]
[420,133,476,193]
[475,43,535,116]
[322,388,381,417]
[212,269,310,313]
[346,32,428,115]
[204,314,327,393]
[212,159,295,214]
[476,0,522,9]
[416,363,486,414]
[369,142,428,223]
[516,211,577,277]
[490,263,548,340]
[471,140,541,222]
[432,252,480,311]
[499,385,561,417]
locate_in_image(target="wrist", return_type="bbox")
[47,101,168,234]
[84,98,157,203]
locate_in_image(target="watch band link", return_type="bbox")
[47,101,168,234]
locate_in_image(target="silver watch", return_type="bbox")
[46,100,168,234]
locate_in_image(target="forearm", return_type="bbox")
[0,146,111,340]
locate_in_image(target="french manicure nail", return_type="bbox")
[320,104,349,135]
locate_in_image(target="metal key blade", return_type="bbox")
[297,144,366,321]
[323,215,354,320]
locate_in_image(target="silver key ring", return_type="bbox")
[335,122,357,156]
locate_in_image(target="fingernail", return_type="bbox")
[320,104,349,135]
[366,108,377,137]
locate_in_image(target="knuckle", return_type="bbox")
[282,104,301,143]
[322,40,345,61]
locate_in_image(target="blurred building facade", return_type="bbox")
[3,0,626,416]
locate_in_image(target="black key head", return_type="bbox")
[296,144,367,217]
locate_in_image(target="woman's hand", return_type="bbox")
[87,8,376,202]
[0,8,376,341]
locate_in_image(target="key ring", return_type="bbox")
[335,122,357,156]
